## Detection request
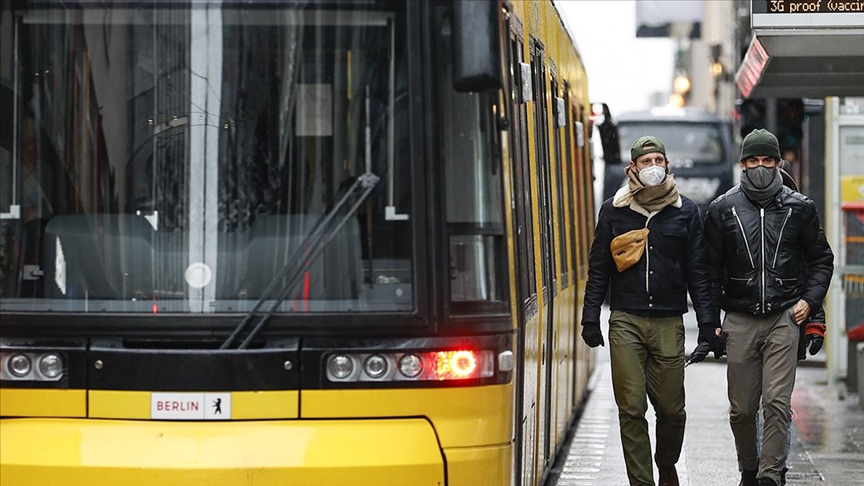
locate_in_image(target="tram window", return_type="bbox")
[569,105,583,277]
[434,6,508,308]
[510,34,536,305]
[0,2,415,314]
[531,43,555,292]
[563,93,577,282]
[551,77,566,287]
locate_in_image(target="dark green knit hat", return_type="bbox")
[740,128,781,161]
[630,136,666,162]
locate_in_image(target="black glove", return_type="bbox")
[687,342,710,365]
[581,322,605,348]
[697,323,725,359]
[804,322,826,356]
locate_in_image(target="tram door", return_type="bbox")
[506,17,539,486]
[531,39,557,476]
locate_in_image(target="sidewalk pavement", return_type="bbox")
[551,307,864,486]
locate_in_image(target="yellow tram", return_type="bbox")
[0,1,599,484]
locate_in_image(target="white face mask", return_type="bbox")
[638,165,666,187]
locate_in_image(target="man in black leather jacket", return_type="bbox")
[703,129,834,486]
[581,136,718,486]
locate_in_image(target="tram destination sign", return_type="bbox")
[752,0,864,28]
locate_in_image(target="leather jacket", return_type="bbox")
[703,185,833,319]
[582,191,715,326]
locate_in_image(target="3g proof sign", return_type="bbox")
[753,0,864,27]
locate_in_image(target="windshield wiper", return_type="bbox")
[220,171,380,350]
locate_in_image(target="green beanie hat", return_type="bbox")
[630,136,666,161]
[740,128,780,161]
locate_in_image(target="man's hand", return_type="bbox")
[793,299,811,325]
[804,322,826,356]
[687,342,710,366]
[696,324,725,361]
[581,322,605,348]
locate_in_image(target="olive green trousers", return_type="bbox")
[609,310,686,486]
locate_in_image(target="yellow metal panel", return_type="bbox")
[232,391,298,419]
[0,389,86,417]
[0,418,443,486]
[302,384,513,448]
[445,444,511,486]
[88,390,150,419]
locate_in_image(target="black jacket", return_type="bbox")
[703,185,833,319]
[582,193,715,326]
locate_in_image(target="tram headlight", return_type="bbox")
[8,354,32,377]
[398,353,423,378]
[327,354,354,379]
[364,355,388,378]
[320,346,501,385]
[38,353,63,379]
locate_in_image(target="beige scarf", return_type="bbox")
[626,168,680,213]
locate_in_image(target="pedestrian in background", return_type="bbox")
[778,159,827,366]
[703,129,834,486]
[581,136,720,486]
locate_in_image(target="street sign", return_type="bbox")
[752,0,864,28]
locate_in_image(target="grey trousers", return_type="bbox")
[609,310,686,486]
[724,308,799,484]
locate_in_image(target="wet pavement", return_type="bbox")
[550,306,864,486]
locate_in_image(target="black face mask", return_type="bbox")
[745,166,776,189]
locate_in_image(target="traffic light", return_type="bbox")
[776,98,804,152]
[737,98,766,138]
[671,75,691,107]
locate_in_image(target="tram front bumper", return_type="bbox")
[0,417,445,486]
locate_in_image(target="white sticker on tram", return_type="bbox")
[151,392,231,420]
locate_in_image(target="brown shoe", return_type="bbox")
[658,465,679,486]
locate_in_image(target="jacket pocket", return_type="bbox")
[774,277,799,288]
[725,276,753,298]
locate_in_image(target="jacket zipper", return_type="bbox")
[772,208,793,268]
[644,224,650,294]
[732,207,755,268]
[760,207,766,314]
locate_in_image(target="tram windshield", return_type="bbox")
[0,1,414,313]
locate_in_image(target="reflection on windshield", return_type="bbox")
[618,123,725,164]
[0,2,413,314]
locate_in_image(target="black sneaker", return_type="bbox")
[739,470,758,486]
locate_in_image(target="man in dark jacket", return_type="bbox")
[703,129,834,486]
[581,136,719,486]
